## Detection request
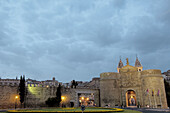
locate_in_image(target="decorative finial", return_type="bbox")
[136,54,138,59]
[118,56,124,68]
[126,58,129,65]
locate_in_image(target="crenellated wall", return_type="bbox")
[0,84,100,109]
[0,68,168,109]
[0,84,57,109]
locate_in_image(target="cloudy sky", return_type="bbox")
[0,0,170,82]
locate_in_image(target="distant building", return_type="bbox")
[26,77,59,87]
[0,78,19,86]
[162,70,170,84]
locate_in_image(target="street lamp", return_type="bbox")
[15,96,18,109]
[61,96,65,101]
[61,96,66,107]
[79,97,85,106]
[81,97,84,100]
[79,97,90,106]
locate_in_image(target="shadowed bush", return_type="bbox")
[45,97,58,107]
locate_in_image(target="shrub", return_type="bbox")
[45,97,58,107]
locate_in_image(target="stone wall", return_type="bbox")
[141,69,168,109]
[100,68,168,109]
[0,85,18,109]
[0,84,58,109]
[120,71,143,107]
[0,84,100,109]
[26,85,57,107]
[0,68,168,109]
[100,72,120,107]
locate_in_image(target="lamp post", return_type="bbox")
[61,96,65,107]
[15,96,18,109]
[80,97,86,113]
[61,96,65,101]
[79,97,85,106]
[81,97,84,106]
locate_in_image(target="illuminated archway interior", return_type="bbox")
[126,90,137,107]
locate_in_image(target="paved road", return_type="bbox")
[0,110,6,112]
[125,108,170,113]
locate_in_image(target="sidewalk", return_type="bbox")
[146,108,170,112]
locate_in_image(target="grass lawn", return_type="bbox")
[7,107,142,113]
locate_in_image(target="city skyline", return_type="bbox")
[0,0,170,82]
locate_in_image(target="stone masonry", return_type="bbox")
[100,58,168,109]
[0,58,168,109]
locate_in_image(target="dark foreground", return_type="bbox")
[125,108,170,113]
[0,108,169,113]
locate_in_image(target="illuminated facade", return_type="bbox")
[100,58,168,109]
[0,77,99,108]
[0,58,168,109]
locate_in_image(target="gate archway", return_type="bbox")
[126,90,137,107]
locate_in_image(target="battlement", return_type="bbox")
[100,72,120,80]
[141,69,162,76]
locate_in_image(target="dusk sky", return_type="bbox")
[0,0,170,82]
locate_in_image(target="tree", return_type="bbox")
[56,84,62,107]
[46,84,62,107]
[164,80,170,107]
[19,75,26,108]
[45,97,58,107]
[71,80,78,88]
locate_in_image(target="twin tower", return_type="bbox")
[117,57,143,73]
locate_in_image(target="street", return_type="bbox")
[125,108,170,113]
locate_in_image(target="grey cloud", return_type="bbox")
[62,41,107,64]
[0,0,169,82]
[127,16,170,54]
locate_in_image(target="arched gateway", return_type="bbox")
[126,90,137,107]
[100,58,168,108]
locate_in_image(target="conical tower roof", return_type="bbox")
[118,59,124,68]
[135,57,142,67]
